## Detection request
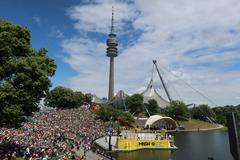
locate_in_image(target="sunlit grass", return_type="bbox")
[178,119,219,130]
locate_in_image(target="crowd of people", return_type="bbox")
[0,107,108,159]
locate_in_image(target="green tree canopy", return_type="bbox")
[164,100,190,120]
[125,94,144,114]
[45,86,85,108]
[94,105,134,126]
[117,112,135,126]
[0,19,56,126]
[147,99,159,115]
[75,91,85,105]
[83,93,93,105]
[191,104,215,121]
[212,105,240,125]
[95,105,121,121]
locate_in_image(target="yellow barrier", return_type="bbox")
[116,138,171,150]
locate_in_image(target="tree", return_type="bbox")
[95,105,121,121]
[94,105,134,126]
[125,94,144,114]
[74,91,85,106]
[191,104,215,121]
[0,19,56,126]
[83,93,93,105]
[164,100,190,120]
[147,99,159,115]
[212,107,226,124]
[45,86,84,108]
[212,105,240,125]
[0,83,22,126]
[117,112,135,126]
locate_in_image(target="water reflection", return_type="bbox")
[113,150,172,160]
[112,131,233,160]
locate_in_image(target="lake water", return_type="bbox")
[112,131,233,160]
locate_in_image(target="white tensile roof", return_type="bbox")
[92,94,105,104]
[141,79,170,108]
[109,90,128,111]
[144,115,177,129]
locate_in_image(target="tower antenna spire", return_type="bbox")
[111,6,114,34]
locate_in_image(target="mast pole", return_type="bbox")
[153,60,172,103]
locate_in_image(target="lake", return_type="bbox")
[112,131,233,160]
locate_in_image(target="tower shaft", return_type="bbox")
[108,57,114,100]
[106,6,118,101]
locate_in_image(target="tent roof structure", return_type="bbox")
[91,94,105,104]
[141,79,170,108]
[144,115,177,129]
[109,90,128,111]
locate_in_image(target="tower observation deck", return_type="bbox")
[106,7,118,101]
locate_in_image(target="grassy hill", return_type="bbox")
[178,119,220,130]
[133,117,225,131]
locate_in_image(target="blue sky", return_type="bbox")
[1,0,240,106]
[0,0,80,85]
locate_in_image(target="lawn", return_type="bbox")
[178,119,219,130]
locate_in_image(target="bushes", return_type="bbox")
[147,99,159,115]
[212,105,240,125]
[45,86,91,109]
[191,104,215,121]
[95,105,134,126]
[125,94,144,114]
[117,112,135,126]
[164,100,190,120]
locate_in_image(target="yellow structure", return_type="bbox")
[115,130,176,151]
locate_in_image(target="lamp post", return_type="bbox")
[108,130,112,151]
[108,116,114,151]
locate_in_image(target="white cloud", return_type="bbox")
[33,16,41,25]
[61,37,109,96]
[50,26,64,39]
[67,0,138,33]
[60,0,240,106]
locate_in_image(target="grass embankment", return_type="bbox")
[177,119,222,130]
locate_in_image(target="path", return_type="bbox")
[75,147,104,160]
[178,124,225,132]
